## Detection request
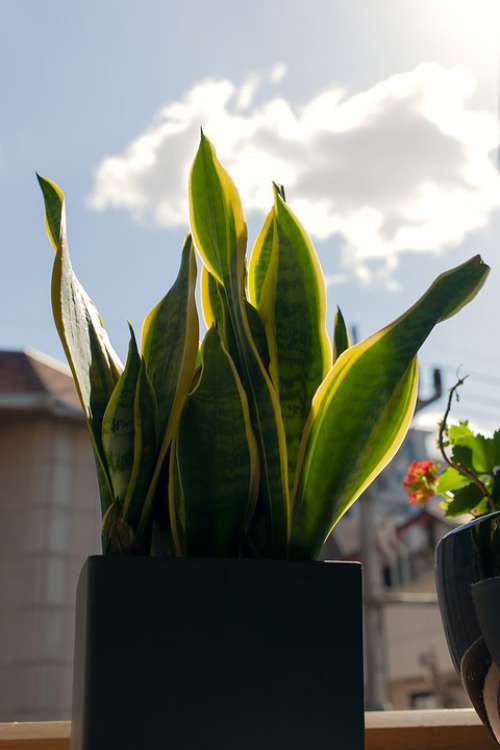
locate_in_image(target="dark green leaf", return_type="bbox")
[138,236,199,537]
[101,325,141,506]
[171,327,258,556]
[123,363,159,531]
[333,306,351,364]
[444,483,484,517]
[451,444,474,471]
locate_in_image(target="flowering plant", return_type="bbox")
[403,460,439,506]
[404,378,500,518]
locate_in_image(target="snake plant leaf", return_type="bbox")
[37,175,122,515]
[189,134,290,557]
[200,264,223,328]
[189,130,247,284]
[168,438,186,555]
[101,324,141,506]
[258,188,331,492]
[170,326,259,557]
[202,265,270,371]
[333,306,351,364]
[248,208,273,308]
[291,254,490,559]
[101,325,159,547]
[246,184,286,308]
[246,301,271,373]
[123,362,159,530]
[138,235,199,537]
[142,235,198,440]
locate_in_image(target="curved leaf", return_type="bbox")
[448,422,491,474]
[437,467,470,494]
[101,325,141,506]
[189,134,290,557]
[37,175,123,516]
[202,265,270,371]
[444,483,484,517]
[170,327,259,557]
[258,188,331,491]
[200,264,223,328]
[138,235,199,537]
[333,306,351,364]
[291,254,490,559]
[168,437,186,555]
[245,301,271,374]
[123,362,159,530]
[189,131,246,284]
[248,208,273,308]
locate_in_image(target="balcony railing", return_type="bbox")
[0,709,497,749]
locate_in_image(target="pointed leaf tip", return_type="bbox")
[126,321,138,345]
[272,183,286,203]
[38,175,66,254]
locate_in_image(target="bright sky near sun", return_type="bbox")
[2,0,500,429]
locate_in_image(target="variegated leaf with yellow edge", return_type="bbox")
[169,326,259,557]
[256,187,331,492]
[201,265,270,372]
[290,254,490,559]
[124,361,159,531]
[101,319,159,544]
[189,133,289,557]
[138,235,199,539]
[101,324,141,509]
[332,306,351,365]
[248,208,273,309]
[37,175,122,517]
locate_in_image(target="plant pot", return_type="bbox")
[436,511,500,740]
[71,556,365,750]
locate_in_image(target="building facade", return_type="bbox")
[324,427,468,709]
[0,350,99,721]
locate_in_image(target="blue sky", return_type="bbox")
[3,0,500,429]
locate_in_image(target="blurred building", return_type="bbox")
[0,350,99,721]
[324,427,467,709]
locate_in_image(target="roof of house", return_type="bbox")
[0,349,83,418]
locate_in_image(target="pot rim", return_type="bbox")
[84,554,363,566]
[437,509,500,547]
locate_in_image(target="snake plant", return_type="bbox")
[37,134,489,559]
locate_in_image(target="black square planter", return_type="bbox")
[71,556,364,749]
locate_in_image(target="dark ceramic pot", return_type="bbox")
[71,556,365,750]
[436,511,500,741]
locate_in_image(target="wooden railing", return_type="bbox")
[0,709,497,749]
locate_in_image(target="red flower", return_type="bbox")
[403,460,439,507]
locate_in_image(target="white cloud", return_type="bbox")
[270,63,287,84]
[89,63,500,276]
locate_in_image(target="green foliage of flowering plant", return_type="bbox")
[38,134,489,558]
[404,378,500,518]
